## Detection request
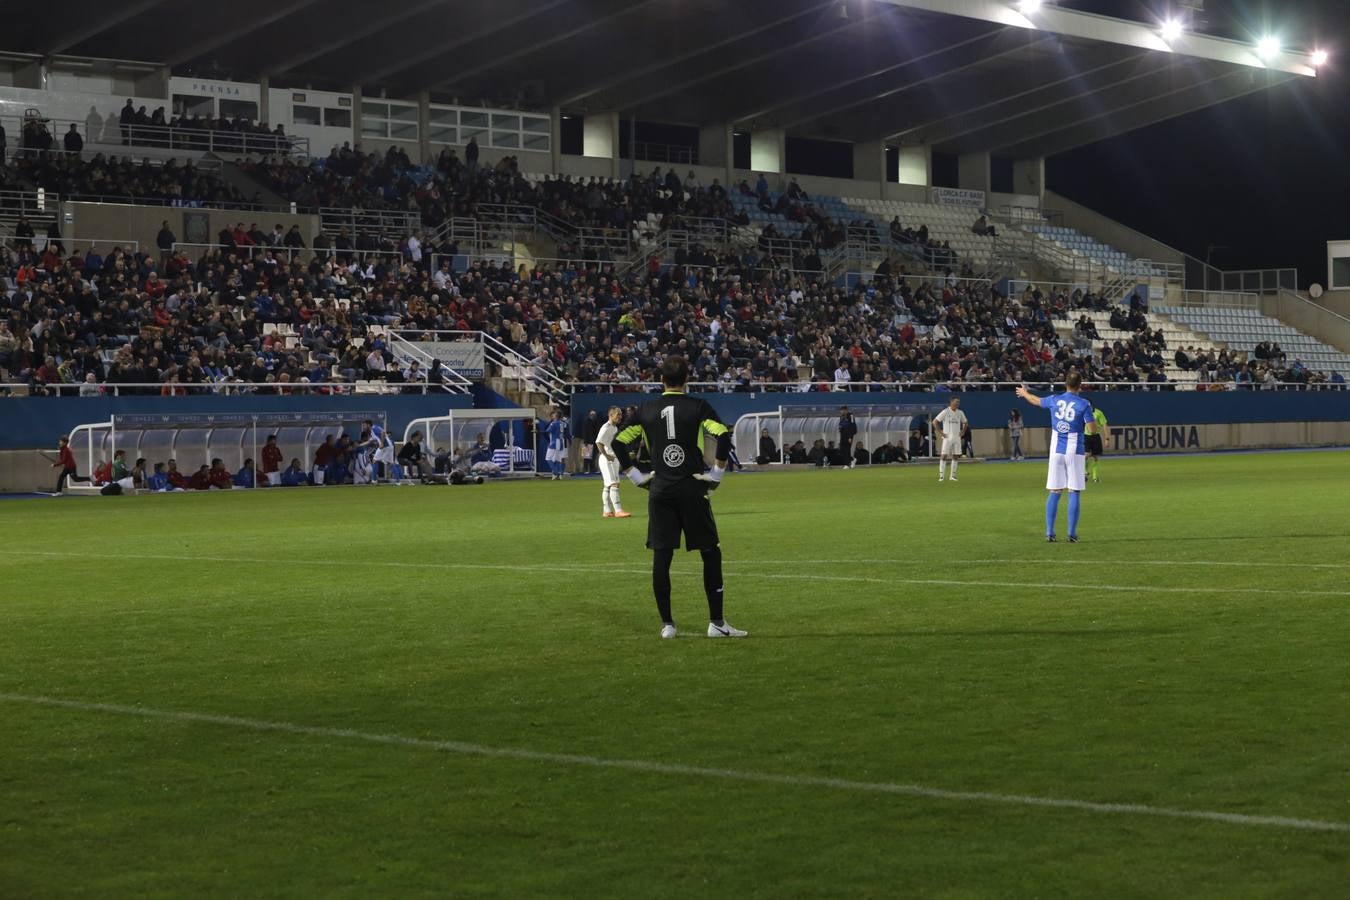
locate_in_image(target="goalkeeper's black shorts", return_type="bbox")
[1085,434,1104,456]
[647,488,719,552]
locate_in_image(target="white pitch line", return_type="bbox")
[746,558,1350,571]
[3,692,1345,835]
[3,550,1347,597]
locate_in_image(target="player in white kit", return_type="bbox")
[932,396,969,483]
[594,406,631,518]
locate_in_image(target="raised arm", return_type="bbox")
[1014,385,1047,408]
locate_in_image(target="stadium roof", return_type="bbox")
[0,0,1318,158]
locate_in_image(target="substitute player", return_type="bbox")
[1015,372,1097,542]
[932,396,968,483]
[611,356,746,639]
[1087,406,1109,483]
[594,406,631,518]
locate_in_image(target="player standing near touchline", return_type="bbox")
[933,396,969,483]
[611,356,747,639]
[1015,371,1098,542]
[594,405,631,518]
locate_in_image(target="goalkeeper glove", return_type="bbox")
[626,467,654,490]
[693,465,726,490]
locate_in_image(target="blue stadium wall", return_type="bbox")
[571,391,1350,455]
[0,395,473,450]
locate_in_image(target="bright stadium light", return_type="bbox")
[1257,36,1280,60]
[1159,19,1183,42]
[1311,49,1329,67]
[1018,0,1042,13]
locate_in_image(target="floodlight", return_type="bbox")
[1311,49,1328,67]
[1257,36,1280,60]
[1018,0,1042,14]
[1160,19,1183,42]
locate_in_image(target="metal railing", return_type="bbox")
[64,192,297,213]
[319,208,419,238]
[631,141,698,166]
[2,113,308,157]
[385,332,474,394]
[0,380,447,397]
[0,188,61,222]
[1184,257,1298,295]
[9,145,224,173]
[1178,290,1261,310]
[393,329,567,406]
[997,205,1062,227]
[169,242,423,265]
[565,379,1347,394]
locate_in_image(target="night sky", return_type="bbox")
[1046,0,1347,287]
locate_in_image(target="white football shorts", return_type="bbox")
[940,436,962,457]
[1046,452,1086,492]
[599,456,621,486]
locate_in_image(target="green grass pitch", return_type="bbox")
[3,451,1349,898]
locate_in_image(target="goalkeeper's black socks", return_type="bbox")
[701,546,724,623]
[652,548,675,624]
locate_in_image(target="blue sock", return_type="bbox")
[1045,492,1061,536]
[1068,491,1081,537]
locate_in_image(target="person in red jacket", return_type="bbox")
[166,459,189,490]
[187,465,211,490]
[260,434,283,485]
[48,435,91,492]
[207,458,233,489]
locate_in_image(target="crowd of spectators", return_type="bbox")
[10,151,250,207]
[3,230,1343,400]
[2,148,1345,397]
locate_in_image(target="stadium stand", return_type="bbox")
[1154,305,1350,381]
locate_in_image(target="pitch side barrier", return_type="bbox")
[570,387,1350,458]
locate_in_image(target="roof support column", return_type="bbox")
[897,144,932,188]
[417,90,431,165]
[582,111,620,180]
[259,76,271,128]
[1013,156,1045,205]
[959,151,991,196]
[698,124,733,190]
[350,84,362,151]
[852,141,885,199]
[750,127,785,186]
[549,106,562,176]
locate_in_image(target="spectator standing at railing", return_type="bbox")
[119,100,134,145]
[64,124,83,154]
[156,220,176,259]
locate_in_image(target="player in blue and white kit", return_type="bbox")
[1015,371,1098,543]
[544,410,569,479]
[362,418,396,482]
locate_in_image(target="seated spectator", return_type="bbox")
[188,464,211,490]
[397,430,428,480]
[208,458,233,489]
[233,458,258,488]
[280,458,309,486]
[756,428,777,465]
[146,462,169,492]
[165,459,189,490]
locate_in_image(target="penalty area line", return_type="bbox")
[2,692,1347,835]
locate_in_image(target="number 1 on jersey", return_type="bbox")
[660,405,676,440]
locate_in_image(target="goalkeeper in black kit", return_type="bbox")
[611,355,748,640]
